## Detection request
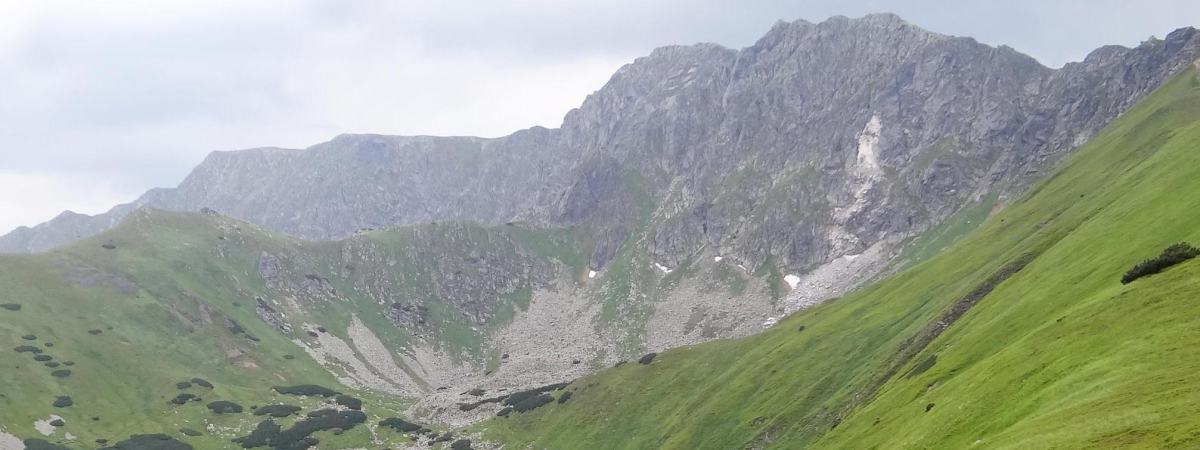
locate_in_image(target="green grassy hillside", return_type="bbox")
[0,209,597,449]
[477,65,1200,449]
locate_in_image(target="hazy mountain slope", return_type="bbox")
[475,62,1200,449]
[5,16,1198,288]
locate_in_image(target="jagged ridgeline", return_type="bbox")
[478,63,1200,448]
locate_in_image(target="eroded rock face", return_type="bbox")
[5,16,1198,281]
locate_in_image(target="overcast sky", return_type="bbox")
[1,0,1198,234]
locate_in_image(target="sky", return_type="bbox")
[1,0,1198,234]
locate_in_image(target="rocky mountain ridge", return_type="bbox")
[5,15,1198,285]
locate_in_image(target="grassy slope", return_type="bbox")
[479,66,1200,449]
[0,209,592,448]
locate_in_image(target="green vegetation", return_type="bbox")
[479,67,1200,449]
[1121,242,1200,284]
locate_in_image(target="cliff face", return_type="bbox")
[4,15,1199,280]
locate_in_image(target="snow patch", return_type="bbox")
[737,264,748,273]
[783,274,800,288]
[63,432,75,441]
[654,262,673,274]
[588,270,597,279]
[843,253,860,261]
[782,242,891,314]
[33,415,62,436]
[762,317,778,328]
[713,255,724,262]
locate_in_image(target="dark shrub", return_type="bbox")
[614,361,626,368]
[176,381,193,389]
[378,417,422,433]
[89,329,103,335]
[44,342,53,347]
[15,345,42,354]
[572,360,581,364]
[22,334,36,340]
[190,378,213,388]
[906,355,938,378]
[558,391,573,404]
[496,407,513,417]
[306,331,318,338]
[226,320,244,334]
[92,416,99,421]
[305,409,337,418]
[62,361,74,366]
[34,354,52,361]
[180,428,202,437]
[316,326,327,333]
[451,439,473,450]
[207,401,244,414]
[510,394,553,413]
[44,362,60,368]
[925,403,935,412]
[96,439,108,445]
[49,419,65,427]
[97,433,193,450]
[334,395,362,410]
[253,404,301,418]
[501,382,569,407]
[50,370,71,378]
[282,354,295,360]
[233,419,280,448]
[22,439,71,450]
[102,243,116,250]
[797,325,806,332]
[169,394,195,405]
[268,410,366,450]
[432,433,454,443]
[638,353,657,365]
[272,385,339,397]
[53,396,73,407]
[246,335,260,342]
[1122,243,1200,284]
[0,303,20,311]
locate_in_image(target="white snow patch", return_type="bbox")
[63,432,75,441]
[762,317,778,327]
[737,264,748,273]
[654,262,673,274]
[783,274,801,289]
[33,415,62,436]
[588,270,597,279]
[843,253,860,261]
[0,429,23,450]
[714,256,724,262]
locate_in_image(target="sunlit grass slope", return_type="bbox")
[480,65,1200,449]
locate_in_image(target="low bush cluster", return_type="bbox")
[22,334,36,340]
[0,303,21,311]
[97,434,193,450]
[170,394,196,405]
[34,354,53,361]
[88,329,103,335]
[22,439,71,450]
[335,395,362,410]
[176,381,193,389]
[48,419,65,427]
[272,385,339,397]
[14,345,42,354]
[207,401,244,414]
[451,439,473,450]
[190,378,213,388]
[1122,243,1200,284]
[638,353,657,365]
[50,370,71,378]
[508,394,553,414]
[44,362,60,368]
[235,410,366,450]
[459,381,569,411]
[53,396,73,407]
[557,391,573,404]
[254,405,301,418]
[180,428,203,437]
[378,417,424,433]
